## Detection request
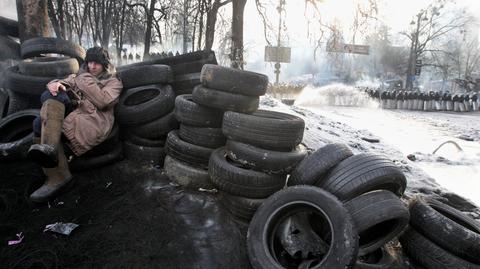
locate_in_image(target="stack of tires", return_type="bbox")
[214,110,306,222]
[246,144,410,268]
[400,197,480,269]
[117,50,217,96]
[164,94,223,189]
[116,64,177,165]
[2,37,83,115]
[192,64,306,222]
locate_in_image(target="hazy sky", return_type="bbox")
[1,0,479,81]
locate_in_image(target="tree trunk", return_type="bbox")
[182,0,188,54]
[47,0,65,38]
[143,0,156,59]
[231,0,247,69]
[197,0,205,51]
[16,0,51,42]
[204,0,220,51]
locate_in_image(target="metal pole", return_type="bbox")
[274,0,284,85]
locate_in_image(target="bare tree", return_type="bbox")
[230,0,247,69]
[350,0,378,43]
[401,0,470,89]
[204,0,231,51]
[47,0,66,39]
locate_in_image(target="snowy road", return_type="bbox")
[301,105,480,207]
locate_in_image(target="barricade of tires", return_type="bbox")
[246,143,411,268]
[182,64,306,222]
[365,88,480,112]
[165,64,269,191]
[115,64,177,165]
[118,50,217,96]
[399,197,480,269]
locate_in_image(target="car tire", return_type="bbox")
[165,130,213,168]
[174,94,223,127]
[117,64,173,89]
[164,155,212,189]
[209,148,286,198]
[226,140,307,174]
[222,110,305,151]
[192,85,259,113]
[18,57,79,77]
[20,37,86,64]
[345,190,409,255]
[3,66,56,96]
[317,153,407,201]
[399,228,480,269]
[247,186,358,269]
[200,64,268,96]
[179,124,225,148]
[408,197,480,264]
[115,84,175,126]
[288,143,353,186]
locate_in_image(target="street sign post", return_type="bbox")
[265,46,291,85]
[326,42,370,55]
[264,46,291,63]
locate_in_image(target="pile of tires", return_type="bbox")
[1,37,83,116]
[118,50,217,96]
[188,64,304,222]
[115,64,177,165]
[400,197,480,269]
[164,94,223,189]
[246,144,410,268]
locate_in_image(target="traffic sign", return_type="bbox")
[326,42,370,55]
[265,46,291,63]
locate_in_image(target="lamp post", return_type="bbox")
[274,0,285,85]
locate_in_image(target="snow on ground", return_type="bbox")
[260,87,480,220]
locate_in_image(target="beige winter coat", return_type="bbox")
[47,67,123,156]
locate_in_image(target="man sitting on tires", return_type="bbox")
[28,47,123,203]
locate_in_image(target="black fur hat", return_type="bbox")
[85,46,110,69]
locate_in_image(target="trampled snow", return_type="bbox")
[261,85,480,218]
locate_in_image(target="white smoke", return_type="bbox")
[294,83,379,108]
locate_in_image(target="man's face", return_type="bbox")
[88,61,104,76]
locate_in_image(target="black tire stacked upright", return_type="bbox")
[116,64,177,165]
[3,37,84,115]
[400,197,480,269]
[216,110,306,222]
[166,93,224,189]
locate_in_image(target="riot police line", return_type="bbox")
[362,88,479,112]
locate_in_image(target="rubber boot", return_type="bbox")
[30,142,72,203]
[27,99,65,168]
